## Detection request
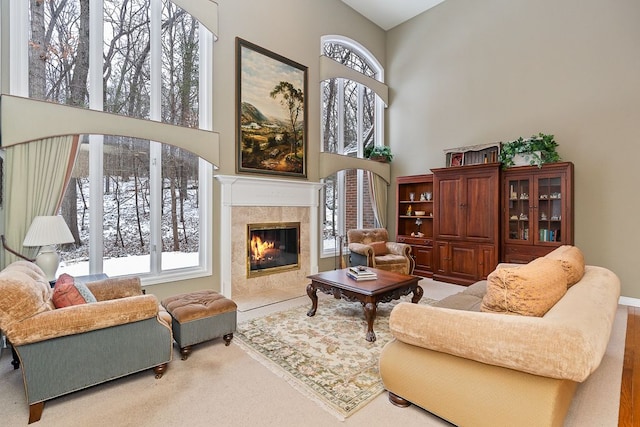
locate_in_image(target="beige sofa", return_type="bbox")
[379,246,620,427]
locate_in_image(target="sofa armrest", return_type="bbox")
[86,277,142,301]
[6,294,160,346]
[385,242,411,256]
[389,267,620,382]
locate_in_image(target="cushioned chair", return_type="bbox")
[347,228,414,275]
[0,261,173,423]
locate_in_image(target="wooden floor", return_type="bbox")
[619,306,640,426]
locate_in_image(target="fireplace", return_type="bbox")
[247,222,300,278]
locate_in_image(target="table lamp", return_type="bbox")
[22,215,75,281]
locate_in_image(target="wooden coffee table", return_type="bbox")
[306,267,423,342]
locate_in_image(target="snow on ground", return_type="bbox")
[58,252,199,277]
[58,177,199,276]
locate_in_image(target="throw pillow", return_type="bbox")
[369,241,389,256]
[52,273,98,308]
[481,257,567,317]
[544,245,585,287]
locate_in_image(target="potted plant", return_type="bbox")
[498,133,561,169]
[364,145,393,163]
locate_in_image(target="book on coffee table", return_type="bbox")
[347,266,378,281]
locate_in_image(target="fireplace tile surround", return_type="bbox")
[216,175,324,300]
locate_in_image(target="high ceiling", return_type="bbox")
[341,0,446,31]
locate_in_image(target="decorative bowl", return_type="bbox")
[414,211,426,216]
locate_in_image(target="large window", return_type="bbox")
[320,36,384,256]
[15,0,213,280]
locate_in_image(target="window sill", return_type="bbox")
[139,266,212,288]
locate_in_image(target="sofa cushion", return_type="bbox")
[52,274,98,308]
[433,281,487,311]
[369,241,389,256]
[544,245,585,287]
[481,257,567,317]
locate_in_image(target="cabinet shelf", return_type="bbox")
[396,174,435,278]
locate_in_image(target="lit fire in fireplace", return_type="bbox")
[247,222,300,278]
[250,235,275,261]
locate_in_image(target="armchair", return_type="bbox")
[0,261,172,423]
[347,228,414,275]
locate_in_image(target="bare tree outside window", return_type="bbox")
[28,0,203,275]
[321,40,379,253]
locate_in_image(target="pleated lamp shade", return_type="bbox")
[23,216,74,281]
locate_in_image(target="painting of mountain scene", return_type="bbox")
[237,38,307,177]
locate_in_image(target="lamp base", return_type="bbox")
[35,246,60,282]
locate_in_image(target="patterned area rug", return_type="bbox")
[235,296,437,420]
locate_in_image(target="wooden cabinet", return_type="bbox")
[502,162,574,263]
[432,164,500,285]
[396,162,575,284]
[395,175,434,277]
[434,242,496,284]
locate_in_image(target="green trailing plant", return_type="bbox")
[498,133,561,169]
[364,145,393,163]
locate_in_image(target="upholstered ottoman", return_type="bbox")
[161,290,237,360]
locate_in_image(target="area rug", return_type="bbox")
[234,296,437,420]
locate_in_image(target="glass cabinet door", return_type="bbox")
[506,178,531,242]
[536,175,563,243]
[502,162,572,263]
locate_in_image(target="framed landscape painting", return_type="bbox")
[236,38,308,178]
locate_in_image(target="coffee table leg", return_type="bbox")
[306,283,318,317]
[411,285,424,304]
[364,302,377,342]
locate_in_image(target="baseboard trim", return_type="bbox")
[620,296,640,307]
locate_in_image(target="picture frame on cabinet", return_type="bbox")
[449,152,464,167]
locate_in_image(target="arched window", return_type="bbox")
[10,1,215,281]
[320,35,385,257]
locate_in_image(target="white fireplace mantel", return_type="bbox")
[215,175,324,298]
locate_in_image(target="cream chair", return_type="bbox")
[347,228,414,275]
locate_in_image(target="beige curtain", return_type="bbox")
[367,171,388,228]
[2,135,79,267]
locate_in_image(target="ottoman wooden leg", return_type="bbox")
[223,333,233,346]
[180,345,193,360]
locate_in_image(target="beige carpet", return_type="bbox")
[0,280,626,426]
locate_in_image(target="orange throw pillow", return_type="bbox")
[369,241,389,256]
[52,273,97,308]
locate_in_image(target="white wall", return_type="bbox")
[387,0,640,297]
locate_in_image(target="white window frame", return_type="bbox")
[320,35,384,258]
[10,0,214,284]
